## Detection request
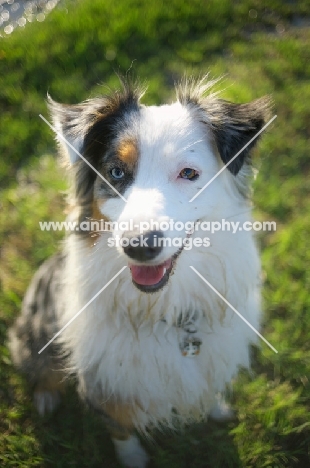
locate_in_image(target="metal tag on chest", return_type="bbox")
[178,315,202,357]
[180,335,202,357]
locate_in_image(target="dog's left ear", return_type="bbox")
[205,97,272,175]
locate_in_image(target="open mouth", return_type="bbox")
[128,236,191,293]
[129,257,174,293]
[127,225,196,293]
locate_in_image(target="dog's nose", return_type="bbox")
[122,230,164,262]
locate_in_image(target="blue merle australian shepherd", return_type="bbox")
[9,76,271,467]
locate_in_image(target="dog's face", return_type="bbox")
[50,78,270,293]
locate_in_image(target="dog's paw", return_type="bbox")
[33,390,61,416]
[113,435,150,468]
[209,395,235,422]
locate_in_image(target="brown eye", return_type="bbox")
[179,168,199,181]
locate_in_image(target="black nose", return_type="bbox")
[122,230,164,262]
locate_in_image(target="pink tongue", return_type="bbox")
[130,259,172,286]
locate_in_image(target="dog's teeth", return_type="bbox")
[163,268,167,275]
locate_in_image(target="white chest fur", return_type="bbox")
[59,231,261,429]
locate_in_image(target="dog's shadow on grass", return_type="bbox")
[149,419,242,468]
[30,386,119,468]
[29,386,242,468]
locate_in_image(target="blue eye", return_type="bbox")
[179,168,199,181]
[110,167,125,179]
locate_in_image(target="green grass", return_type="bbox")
[1,0,310,466]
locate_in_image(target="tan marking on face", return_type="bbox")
[91,199,108,222]
[88,199,111,246]
[117,139,138,168]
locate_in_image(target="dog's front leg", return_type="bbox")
[85,394,150,468]
[102,400,149,468]
[112,434,149,468]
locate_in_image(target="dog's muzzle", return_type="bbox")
[122,230,164,262]
[122,229,173,293]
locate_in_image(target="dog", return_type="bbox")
[8,76,271,467]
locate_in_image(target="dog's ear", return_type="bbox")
[206,97,272,175]
[47,95,85,165]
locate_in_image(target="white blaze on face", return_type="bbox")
[118,187,166,224]
[102,101,234,289]
[119,102,225,226]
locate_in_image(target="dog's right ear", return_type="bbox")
[47,94,84,165]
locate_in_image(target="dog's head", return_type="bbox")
[49,77,271,293]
